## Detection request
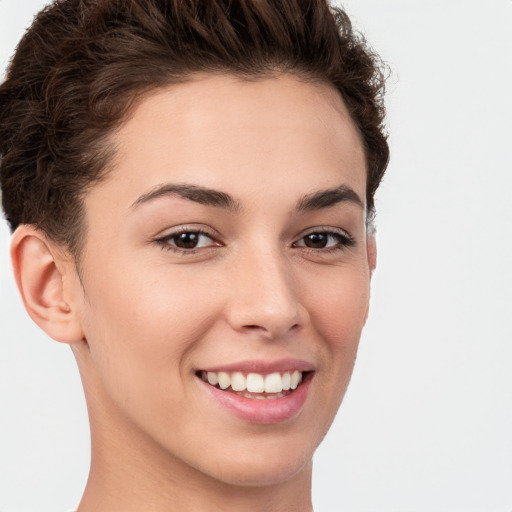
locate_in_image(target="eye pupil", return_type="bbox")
[175,232,199,249]
[304,233,328,248]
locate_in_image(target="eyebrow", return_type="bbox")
[130,182,364,213]
[296,185,364,212]
[130,183,241,211]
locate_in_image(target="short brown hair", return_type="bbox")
[0,0,389,257]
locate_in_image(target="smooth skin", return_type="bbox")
[11,74,376,512]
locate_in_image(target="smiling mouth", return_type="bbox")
[197,370,309,399]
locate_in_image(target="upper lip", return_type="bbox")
[198,358,315,375]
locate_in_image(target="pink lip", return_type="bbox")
[197,371,314,425]
[199,358,315,375]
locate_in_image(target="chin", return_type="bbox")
[206,452,313,488]
[189,429,319,488]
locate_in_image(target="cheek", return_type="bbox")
[78,256,222,398]
[295,265,370,443]
[306,266,370,346]
[302,264,370,392]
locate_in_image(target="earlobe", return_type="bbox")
[367,235,377,276]
[11,225,84,344]
[361,235,377,325]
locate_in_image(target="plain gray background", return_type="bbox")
[1,1,511,511]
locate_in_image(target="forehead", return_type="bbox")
[88,74,367,215]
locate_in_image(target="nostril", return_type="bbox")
[244,322,299,330]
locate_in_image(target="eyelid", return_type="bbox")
[154,224,219,239]
[299,225,351,237]
[297,226,354,241]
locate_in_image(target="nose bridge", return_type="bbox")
[226,241,304,338]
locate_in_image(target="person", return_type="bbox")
[0,0,389,510]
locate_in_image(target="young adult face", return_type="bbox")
[42,74,374,487]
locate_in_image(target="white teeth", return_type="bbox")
[282,372,291,390]
[207,372,219,386]
[264,372,283,393]
[203,369,305,396]
[217,371,231,390]
[231,372,246,391]
[246,373,265,393]
[290,370,301,390]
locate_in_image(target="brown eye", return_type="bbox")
[294,230,354,251]
[157,230,218,251]
[303,233,328,248]
[173,232,201,249]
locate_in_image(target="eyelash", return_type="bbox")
[154,227,220,255]
[154,227,355,255]
[292,228,355,253]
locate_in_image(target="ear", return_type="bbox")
[367,234,377,276]
[362,234,377,325]
[11,225,84,344]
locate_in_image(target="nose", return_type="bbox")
[225,247,308,340]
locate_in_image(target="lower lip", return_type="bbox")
[198,373,313,424]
